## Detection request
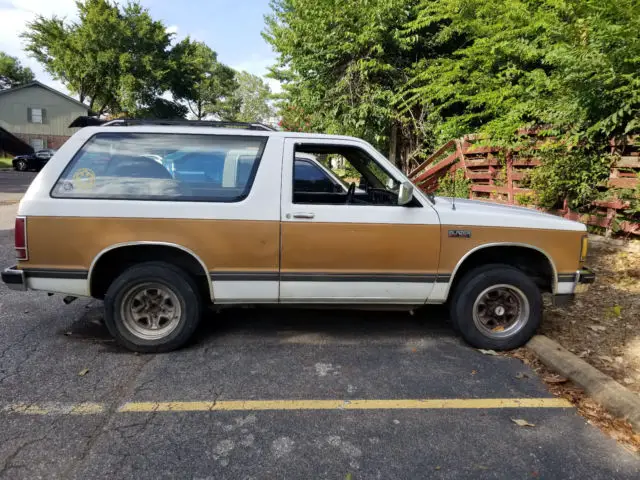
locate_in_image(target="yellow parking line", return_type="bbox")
[2,402,105,415]
[1,398,572,415]
[118,398,572,413]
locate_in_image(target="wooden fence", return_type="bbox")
[408,135,639,236]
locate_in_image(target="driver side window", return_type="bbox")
[292,144,401,206]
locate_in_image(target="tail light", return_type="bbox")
[15,216,28,261]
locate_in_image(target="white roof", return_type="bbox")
[81,125,367,143]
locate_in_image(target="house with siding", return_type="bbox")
[0,81,88,154]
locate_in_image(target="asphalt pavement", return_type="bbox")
[0,170,36,197]
[0,170,638,479]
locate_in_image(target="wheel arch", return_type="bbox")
[446,242,558,298]
[88,242,213,301]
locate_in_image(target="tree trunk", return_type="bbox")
[389,122,398,168]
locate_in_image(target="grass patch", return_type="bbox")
[0,157,13,169]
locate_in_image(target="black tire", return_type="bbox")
[449,264,542,350]
[104,261,202,353]
[15,159,27,172]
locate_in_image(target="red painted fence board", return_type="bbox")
[410,135,639,236]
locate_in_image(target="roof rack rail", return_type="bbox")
[101,118,276,131]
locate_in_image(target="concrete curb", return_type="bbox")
[527,335,640,431]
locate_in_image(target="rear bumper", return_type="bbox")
[1,266,26,291]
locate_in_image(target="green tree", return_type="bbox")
[225,71,273,123]
[401,0,640,146]
[264,0,432,170]
[0,52,35,90]
[400,0,640,207]
[23,0,174,116]
[170,39,238,120]
[266,0,639,208]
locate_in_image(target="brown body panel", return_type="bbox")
[19,217,280,272]
[439,226,584,274]
[19,218,583,281]
[280,222,441,274]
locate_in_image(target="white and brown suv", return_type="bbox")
[2,120,594,352]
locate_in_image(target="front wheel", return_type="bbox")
[449,264,541,350]
[104,262,202,353]
[15,159,27,171]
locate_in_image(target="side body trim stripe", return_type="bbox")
[211,272,280,281]
[557,273,578,282]
[211,271,449,283]
[23,269,88,280]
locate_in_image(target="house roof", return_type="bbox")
[0,80,89,111]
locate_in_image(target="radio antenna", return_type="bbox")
[452,167,457,210]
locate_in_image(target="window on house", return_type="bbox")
[30,139,45,151]
[28,108,46,124]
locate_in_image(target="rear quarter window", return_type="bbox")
[51,132,267,202]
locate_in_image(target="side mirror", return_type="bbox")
[398,181,414,206]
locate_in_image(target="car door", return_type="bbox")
[279,137,441,304]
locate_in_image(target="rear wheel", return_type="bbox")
[15,159,27,171]
[450,264,541,350]
[104,262,202,353]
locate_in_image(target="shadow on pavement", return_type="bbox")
[63,303,454,352]
[206,304,451,339]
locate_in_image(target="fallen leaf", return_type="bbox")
[543,375,568,384]
[578,351,590,358]
[78,368,89,377]
[471,370,477,375]
[589,325,607,332]
[623,378,634,385]
[492,326,505,332]
[611,305,622,317]
[64,331,73,336]
[515,372,529,379]
[511,418,535,427]
[598,355,614,363]
[478,349,499,356]
[435,466,441,471]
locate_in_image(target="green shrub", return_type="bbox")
[436,169,471,198]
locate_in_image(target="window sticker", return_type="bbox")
[72,168,96,190]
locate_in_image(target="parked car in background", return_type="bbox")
[13,149,57,172]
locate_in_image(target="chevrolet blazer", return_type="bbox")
[1,120,594,352]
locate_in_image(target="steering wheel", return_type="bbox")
[345,182,356,204]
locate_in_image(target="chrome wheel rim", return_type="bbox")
[17,160,26,171]
[121,282,182,340]
[472,284,530,339]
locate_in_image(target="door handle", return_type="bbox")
[292,212,315,219]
